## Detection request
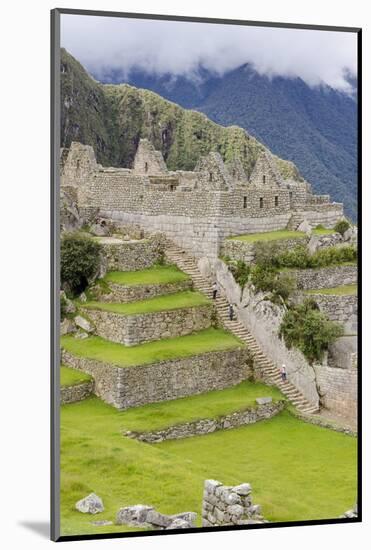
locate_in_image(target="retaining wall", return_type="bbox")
[98,279,192,303]
[314,366,358,420]
[61,347,251,409]
[293,265,357,290]
[82,304,214,345]
[125,401,285,443]
[60,380,94,404]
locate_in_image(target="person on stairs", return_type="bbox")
[229,303,234,321]
[212,281,218,300]
[280,364,287,382]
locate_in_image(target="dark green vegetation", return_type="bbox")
[61,233,102,295]
[118,381,284,433]
[61,328,243,368]
[60,366,92,387]
[61,49,301,181]
[276,244,357,270]
[61,397,357,535]
[334,219,351,236]
[122,65,357,219]
[250,266,297,302]
[82,291,210,315]
[279,299,344,363]
[104,265,190,286]
[305,284,357,296]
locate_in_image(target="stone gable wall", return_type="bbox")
[125,401,285,443]
[61,347,252,409]
[82,304,214,346]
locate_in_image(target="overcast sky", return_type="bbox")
[61,14,357,92]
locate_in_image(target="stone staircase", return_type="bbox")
[165,242,319,415]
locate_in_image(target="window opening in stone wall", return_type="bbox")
[209,172,213,182]
[260,197,264,208]
[170,184,175,191]
[289,191,293,201]
[243,196,247,209]
[275,196,279,207]
[263,174,266,184]
[144,162,148,173]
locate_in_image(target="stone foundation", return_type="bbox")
[293,265,357,290]
[124,401,285,443]
[61,347,252,409]
[314,366,357,420]
[305,294,357,323]
[82,304,214,345]
[60,380,94,404]
[202,480,266,527]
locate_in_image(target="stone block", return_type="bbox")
[256,397,272,405]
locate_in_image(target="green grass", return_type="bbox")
[61,328,244,368]
[305,284,357,296]
[104,265,190,286]
[60,366,92,387]
[82,291,210,316]
[312,227,335,235]
[228,230,306,243]
[120,381,284,433]
[60,398,357,535]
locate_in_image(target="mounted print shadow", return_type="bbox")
[51,7,361,542]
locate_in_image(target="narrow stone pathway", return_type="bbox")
[165,242,319,415]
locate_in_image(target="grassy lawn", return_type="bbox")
[120,381,284,433]
[82,291,209,316]
[228,230,306,243]
[61,328,244,368]
[104,265,190,286]
[60,398,357,536]
[60,366,92,387]
[305,284,357,296]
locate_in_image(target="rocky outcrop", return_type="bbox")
[75,493,104,514]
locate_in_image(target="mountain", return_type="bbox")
[60,49,302,183]
[103,64,357,220]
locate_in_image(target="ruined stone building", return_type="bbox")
[60,139,343,257]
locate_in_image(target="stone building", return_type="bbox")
[60,139,343,257]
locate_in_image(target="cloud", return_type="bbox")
[61,14,357,91]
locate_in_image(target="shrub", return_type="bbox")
[334,219,351,236]
[279,299,343,363]
[250,265,296,301]
[254,241,281,268]
[61,233,102,295]
[276,244,357,269]
[229,260,251,289]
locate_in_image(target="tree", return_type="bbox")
[61,233,102,295]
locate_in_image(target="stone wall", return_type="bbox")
[98,279,192,303]
[100,236,164,272]
[306,294,357,323]
[202,480,266,527]
[328,336,358,370]
[293,265,357,290]
[61,347,252,409]
[124,401,285,443]
[82,304,214,346]
[60,380,94,405]
[314,366,358,420]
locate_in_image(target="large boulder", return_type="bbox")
[75,493,104,514]
[60,318,76,335]
[297,219,312,234]
[74,315,94,333]
[116,505,154,526]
